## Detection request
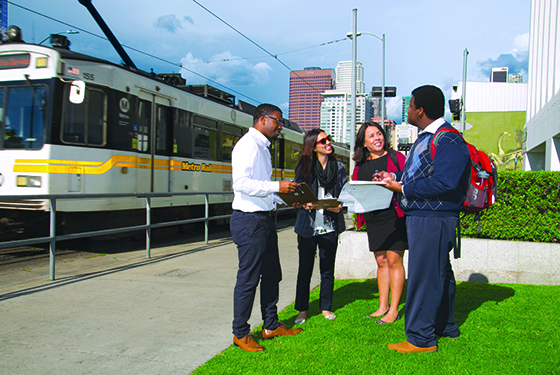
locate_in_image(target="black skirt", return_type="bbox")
[365,207,408,252]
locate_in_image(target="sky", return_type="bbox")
[7,0,531,122]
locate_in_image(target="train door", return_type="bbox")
[136,90,172,193]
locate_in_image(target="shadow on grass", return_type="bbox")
[289,273,515,330]
[454,273,515,327]
[286,278,380,323]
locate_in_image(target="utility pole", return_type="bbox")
[350,8,358,174]
[461,48,469,135]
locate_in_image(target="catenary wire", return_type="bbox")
[192,0,339,95]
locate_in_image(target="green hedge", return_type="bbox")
[353,171,560,243]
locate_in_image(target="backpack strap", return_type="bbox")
[430,126,465,260]
[388,149,399,170]
[430,127,463,160]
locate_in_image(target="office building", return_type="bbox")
[452,80,527,170]
[368,96,383,119]
[509,74,523,83]
[491,67,509,82]
[335,61,365,93]
[402,95,412,123]
[320,89,368,144]
[524,0,560,171]
[288,67,334,131]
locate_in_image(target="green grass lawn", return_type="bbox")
[193,279,560,375]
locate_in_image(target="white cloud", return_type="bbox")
[179,51,273,87]
[387,97,402,123]
[513,33,529,52]
[154,14,183,33]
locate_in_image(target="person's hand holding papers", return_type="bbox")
[373,170,403,194]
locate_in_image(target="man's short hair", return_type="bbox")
[253,104,282,125]
[411,85,445,120]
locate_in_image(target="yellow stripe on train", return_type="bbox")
[13,155,233,175]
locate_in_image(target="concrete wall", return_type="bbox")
[335,230,560,285]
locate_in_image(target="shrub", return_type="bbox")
[352,171,560,243]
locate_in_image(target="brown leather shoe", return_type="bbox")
[233,334,265,352]
[387,341,437,353]
[262,322,303,340]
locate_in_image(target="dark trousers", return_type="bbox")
[231,210,282,339]
[295,231,338,312]
[404,215,460,348]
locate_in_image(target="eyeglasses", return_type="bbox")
[316,135,332,145]
[265,115,284,126]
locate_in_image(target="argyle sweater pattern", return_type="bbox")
[394,123,470,217]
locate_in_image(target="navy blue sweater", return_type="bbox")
[394,123,470,217]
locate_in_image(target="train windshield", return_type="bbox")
[0,85,48,150]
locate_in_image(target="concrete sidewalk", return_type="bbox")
[0,225,317,374]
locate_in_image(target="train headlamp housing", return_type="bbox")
[36,57,48,68]
[16,175,42,187]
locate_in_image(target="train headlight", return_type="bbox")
[36,57,48,68]
[16,175,42,187]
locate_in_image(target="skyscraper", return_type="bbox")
[335,61,365,93]
[320,89,368,144]
[402,95,412,123]
[288,67,334,131]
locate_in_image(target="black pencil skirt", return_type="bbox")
[364,207,408,252]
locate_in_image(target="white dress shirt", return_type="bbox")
[232,127,280,212]
[418,117,446,135]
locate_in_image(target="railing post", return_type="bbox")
[49,198,56,280]
[205,194,209,244]
[146,195,151,259]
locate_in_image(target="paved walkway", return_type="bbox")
[0,224,318,374]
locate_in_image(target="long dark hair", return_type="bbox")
[353,122,391,166]
[295,128,336,182]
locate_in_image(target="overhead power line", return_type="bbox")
[9,1,348,103]
[192,0,343,96]
[8,1,262,104]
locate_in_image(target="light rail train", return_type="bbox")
[0,26,349,239]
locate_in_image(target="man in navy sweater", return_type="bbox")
[377,85,470,353]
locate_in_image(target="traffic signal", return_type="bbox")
[449,99,461,122]
[398,143,413,152]
[371,86,397,97]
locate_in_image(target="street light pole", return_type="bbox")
[461,48,469,135]
[350,8,358,174]
[353,32,385,130]
[346,11,386,173]
[381,33,386,132]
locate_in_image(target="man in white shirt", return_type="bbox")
[231,104,303,352]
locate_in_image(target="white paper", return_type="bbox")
[338,181,394,213]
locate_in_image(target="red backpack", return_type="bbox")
[430,127,498,258]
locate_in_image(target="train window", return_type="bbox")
[62,86,107,146]
[193,115,217,130]
[284,140,302,170]
[2,85,48,150]
[156,104,170,154]
[270,140,278,168]
[193,115,218,160]
[136,99,150,153]
[221,123,243,162]
[173,109,191,157]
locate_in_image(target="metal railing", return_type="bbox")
[0,191,291,280]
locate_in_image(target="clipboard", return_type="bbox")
[277,183,341,208]
[337,180,393,213]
